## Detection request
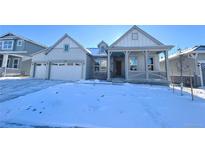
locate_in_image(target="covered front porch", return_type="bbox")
[0,54,22,77]
[107,46,171,84]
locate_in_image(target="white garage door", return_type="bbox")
[50,62,82,81]
[35,63,47,79]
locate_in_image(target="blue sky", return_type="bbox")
[0,25,205,55]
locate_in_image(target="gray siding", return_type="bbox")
[24,41,45,55]
[20,59,32,75]
[86,55,94,79]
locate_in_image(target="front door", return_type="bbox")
[116,60,122,76]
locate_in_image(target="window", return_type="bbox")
[0,41,2,49]
[132,33,138,40]
[64,44,69,52]
[17,40,23,46]
[2,40,14,50]
[94,60,100,72]
[129,56,138,71]
[12,58,19,69]
[94,59,107,72]
[148,57,154,71]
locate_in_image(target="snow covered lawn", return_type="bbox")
[0,77,65,103]
[0,81,205,128]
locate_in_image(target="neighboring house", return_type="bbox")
[160,45,205,87]
[31,25,174,84]
[0,33,47,77]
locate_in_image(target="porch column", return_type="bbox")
[125,51,129,80]
[2,54,8,76]
[32,63,36,78]
[107,51,111,80]
[164,50,170,81]
[144,50,148,80]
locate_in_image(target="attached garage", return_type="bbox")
[31,34,93,81]
[50,62,83,81]
[34,63,47,79]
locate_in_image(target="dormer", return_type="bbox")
[97,41,108,54]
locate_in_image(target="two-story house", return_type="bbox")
[0,33,47,77]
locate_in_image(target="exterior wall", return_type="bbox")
[20,59,32,75]
[197,53,205,61]
[85,55,94,79]
[24,41,45,54]
[112,29,158,47]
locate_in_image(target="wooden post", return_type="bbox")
[125,51,129,80]
[190,76,194,101]
[145,50,148,80]
[164,50,169,81]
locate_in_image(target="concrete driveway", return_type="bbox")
[0,77,65,103]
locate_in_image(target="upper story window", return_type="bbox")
[132,33,138,40]
[148,57,154,71]
[129,55,138,71]
[17,40,23,46]
[64,44,70,52]
[2,40,14,50]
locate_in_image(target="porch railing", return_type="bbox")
[148,71,167,80]
[128,71,167,80]
[0,67,22,77]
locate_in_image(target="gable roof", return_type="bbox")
[98,40,108,48]
[160,45,205,61]
[45,33,91,55]
[110,25,164,47]
[0,32,47,48]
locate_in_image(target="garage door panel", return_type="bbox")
[35,63,47,79]
[50,63,82,81]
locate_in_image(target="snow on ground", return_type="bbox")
[0,78,65,103]
[172,86,205,99]
[0,81,205,128]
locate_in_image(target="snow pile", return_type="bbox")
[0,82,205,128]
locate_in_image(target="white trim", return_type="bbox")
[17,40,23,46]
[0,51,27,54]
[2,40,14,50]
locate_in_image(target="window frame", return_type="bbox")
[94,59,107,72]
[129,55,138,71]
[132,33,138,40]
[2,40,14,50]
[12,58,20,69]
[64,44,70,52]
[148,57,154,71]
[17,40,23,46]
